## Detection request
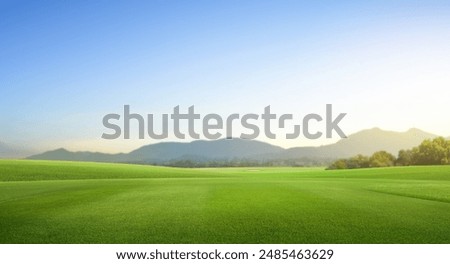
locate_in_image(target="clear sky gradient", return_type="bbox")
[1,1,450,153]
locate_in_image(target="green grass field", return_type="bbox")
[0,160,449,243]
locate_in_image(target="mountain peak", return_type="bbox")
[55,148,69,151]
[405,127,432,135]
[407,127,421,132]
[328,127,438,157]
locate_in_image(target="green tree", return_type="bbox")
[413,137,448,165]
[349,154,370,169]
[396,149,413,166]
[327,159,348,169]
[369,151,395,167]
[327,154,370,170]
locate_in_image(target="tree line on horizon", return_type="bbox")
[147,157,332,168]
[328,137,450,170]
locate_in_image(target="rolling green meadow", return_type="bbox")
[0,160,449,244]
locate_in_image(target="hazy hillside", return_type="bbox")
[282,128,437,159]
[127,138,284,162]
[0,141,33,158]
[27,128,439,165]
[28,148,127,163]
[332,128,437,155]
[29,139,284,163]
[0,142,12,158]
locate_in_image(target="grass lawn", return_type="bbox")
[0,160,449,243]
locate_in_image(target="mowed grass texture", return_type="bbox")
[0,160,449,243]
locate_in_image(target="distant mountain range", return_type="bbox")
[0,141,34,158]
[278,127,438,159]
[26,128,441,165]
[0,142,12,158]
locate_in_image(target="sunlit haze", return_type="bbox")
[1,1,450,153]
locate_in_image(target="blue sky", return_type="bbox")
[1,1,450,153]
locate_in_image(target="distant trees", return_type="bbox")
[396,149,413,166]
[153,157,333,168]
[327,155,369,170]
[327,159,348,170]
[369,151,396,167]
[328,137,450,170]
[328,152,392,169]
[399,137,450,166]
